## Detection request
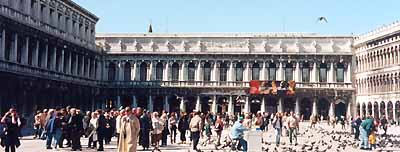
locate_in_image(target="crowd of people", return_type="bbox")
[0,106,396,152]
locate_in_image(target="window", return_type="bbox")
[302,63,310,82]
[204,62,211,81]
[49,9,54,26]
[236,62,243,81]
[252,63,260,80]
[285,63,293,81]
[172,63,179,82]
[220,62,228,82]
[156,63,163,81]
[108,62,116,81]
[140,62,147,81]
[187,63,195,82]
[58,13,62,30]
[337,63,344,82]
[319,63,327,82]
[40,4,45,22]
[72,21,76,35]
[268,63,276,80]
[124,62,131,81]
[65,17,70,33]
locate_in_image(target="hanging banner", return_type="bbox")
[249,80,295,95]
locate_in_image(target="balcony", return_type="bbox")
[103,80,354,90]
[0,60,99,86]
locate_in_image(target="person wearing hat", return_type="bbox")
[230,116,248,152]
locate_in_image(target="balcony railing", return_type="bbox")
[103,80,354,90]
[0,60,99,86]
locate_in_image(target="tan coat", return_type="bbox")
[118,114,140,152]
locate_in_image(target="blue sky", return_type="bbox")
[74,0,399,35]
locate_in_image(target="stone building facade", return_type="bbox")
[0,0,101,118]
[96,33,354,119]
[354,21,400,121]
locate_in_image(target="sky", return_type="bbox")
[74,0,400,35]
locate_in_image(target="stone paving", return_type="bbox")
[4,121,400,152]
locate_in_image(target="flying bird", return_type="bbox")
[317,17,328,23]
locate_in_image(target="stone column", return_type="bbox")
[311,97,318,116]
[211,95,217,114]
[86,58,90,77]
[261,97,266,113]
[312,62,318,82]
[81,56,86,76]
[33,40,39,67]
[148,61,154,81]
[180,98,186,113]
[244,62,250,81]
[346,64,351,83]
[74,54,79,75]
[346,102,352,119]
[163,61,170,81]
[148,96,153,112]
[329,62,335,83]
[179,61,187,81]
[295,97,300,116]
[295,62,300,82]
[22,37,29,65]
[116,96,121,109]
[277,61,283,81]
[385,102,389,120]
[229,62,234,82]
[211,61,218,82]
[328,100,335,118]
[164,96,170,112]
[277,97,283,113]
[228,96,234,115]
[42,44,48,69]
[132,95,137,108]
[118,61,124,81]
[378,103,381,119]
[67,51,72,74]
[59,49,64,73]
[131,61,137,81]
[260,62,266,80]
[244,96,250,114]
[11,33,18,62]
[0,28,5,60]
[51,46,57,70]
[195,96,201,112]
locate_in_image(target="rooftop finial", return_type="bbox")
[148,19,153,33]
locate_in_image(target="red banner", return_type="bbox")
[249,80,295,95]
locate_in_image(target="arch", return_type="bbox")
[335,101,346,117]
[250,97,261,114]
[318,98,329,120]
[168,95,180,113]
[171,62,179,81]
[367,102,372,116]
[374,101,379,118]
[155,62,163,81]
[301,62,310,82]
[268,63,277,80]
[107,62,116,81]
[300,97,312,120]
[388,101,393,120]
[236,62,244,81]
[380,101,386,118]
[218,96,229,113]
[252,63,260,80]
[284,63,293,81]
[153,96,164,113]
[336,63,345,82]
[362,103,366,118]
[187,62,196,82]
[396,101,400,121]
[185,96,196,113]
[203,62,211,81]
[356,103,361,116]
[220,62,228,82]
[124,62,131,81]
[201,96,211,113]
[266,96,278,114]
[139,62,148,81]
[319,63,328,82]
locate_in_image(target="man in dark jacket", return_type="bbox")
[178,114,189,144]
[96,109,107,151]
[68,108,83,151]
[380,115,388,136]
[140,110,152,150]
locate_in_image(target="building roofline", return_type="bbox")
[64,0,99,22]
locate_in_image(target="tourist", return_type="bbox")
[104,113,113,144]
[83,111,91,137]
[97,109,107,151]
[178,113,188,144]
[45,109,56,149]
[33,110,42,139]
[87,112,98,149]
[139,110,151,150]
[168,112,177,144]
[339,116,346,130]
[359,116,374,150]
[68,108,83,151]
[202,114,212,146]
[243,114,252,129]
[380,115,388,136]
[310,115,317,128]
[214,115,224,146]
[272,113,283,146]
[230,116,248,152]
[115,109,125,145]
[287,111,299,146]
[1,108,21,152]
[118,107,140,152]
[59,108,70,148]
[189,111,202,152]
[39,109,48,139]
[151,112,163,151]
[254,112,264,130]
[368,130,376,150]
[160,112,169,146]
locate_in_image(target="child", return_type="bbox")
[369,131,376,150]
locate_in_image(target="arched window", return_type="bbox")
[187,62,196,82]
[203,62,211,81]
[219,62,228,82]
[336,63,345,82]
[252,63,260,80]
[319,63,327,82]
[285,63,293,81]
[268,63,276,80]
[236,62,243,81]
[302,62,310,82]
[108,62,116,81]
[139,62,147,81]
[124,62,131,81]
[172,62,179,82]
[155,62,163,81]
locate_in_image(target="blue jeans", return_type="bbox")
[239,138,247,152]
[359,127,369,149]
[275,128,281,144]
[46,132,55,147]
[54,129,62,147]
